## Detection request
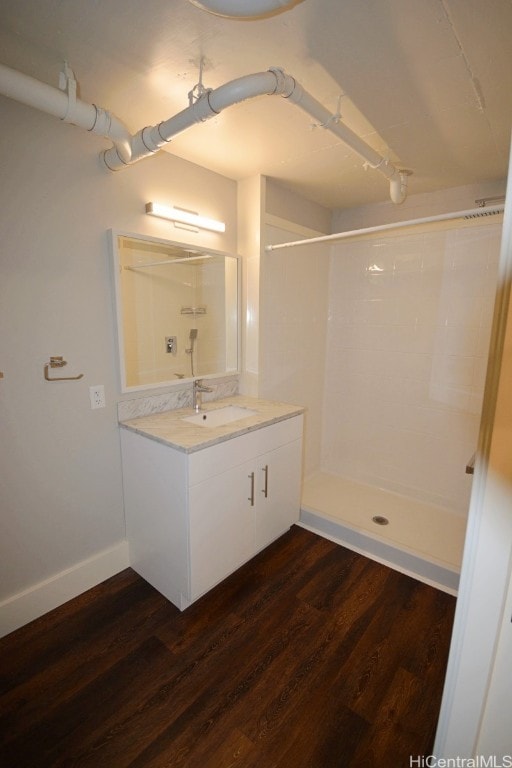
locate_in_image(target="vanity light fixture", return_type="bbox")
[145,202,226,233]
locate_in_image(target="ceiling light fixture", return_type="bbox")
[186,0,304,19]
[145,202,226,233]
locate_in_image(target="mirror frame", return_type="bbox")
[108,229,241,393]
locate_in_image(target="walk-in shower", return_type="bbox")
[263,206,504,593]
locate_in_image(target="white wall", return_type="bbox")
[237,176,265,397]
[260,225,330,476]
[332,181,507,231]
[322,219,502,512]
[0,97,237,634]
[258,179,331,476]
[266,179,332,234]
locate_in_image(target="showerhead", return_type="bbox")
[189,328,198,340]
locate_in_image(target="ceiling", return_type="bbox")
[0,0,511,210]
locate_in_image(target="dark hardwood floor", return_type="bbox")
[0,526,456,768]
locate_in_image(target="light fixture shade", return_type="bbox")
[145,202,226,233]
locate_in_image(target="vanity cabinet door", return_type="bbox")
[188,460,255,601]
[254,438,303,552]
[188,427,303,601]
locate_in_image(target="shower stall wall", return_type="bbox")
[262,215,503,592]
[322,220,501,513]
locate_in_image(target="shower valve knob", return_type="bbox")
[165,336,177,355]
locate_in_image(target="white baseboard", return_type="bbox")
[299,511,459,596]
[0,541,130,638]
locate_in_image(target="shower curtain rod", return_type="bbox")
[265,204,505,252]
[124,254,213,269]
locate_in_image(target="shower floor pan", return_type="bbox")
[300,471,466,595]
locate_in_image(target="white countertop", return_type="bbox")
[119,395,304,453]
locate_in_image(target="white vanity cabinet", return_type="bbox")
[120,413,303,610]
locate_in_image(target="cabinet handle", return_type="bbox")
[248,471,255,506]
[262,464,269,498]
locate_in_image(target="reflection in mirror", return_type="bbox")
[109,231,240,392]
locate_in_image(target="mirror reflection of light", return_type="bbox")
[368,264,384,272]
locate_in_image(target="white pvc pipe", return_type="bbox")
[0,61,408,203]
[283,79,408,202]
[103,70,283,169]
[187,0,302,18]
[264,205,505,251]
[0,63,133,163]
[0,63,96,127]
[286,84,389,175]
[102,66,408,203]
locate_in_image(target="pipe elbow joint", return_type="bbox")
[101,128,161,171]
[92,106,133,164]
[101,148,124,171]
[389,171,409,205]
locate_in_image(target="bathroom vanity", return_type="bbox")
[120,396,304,610]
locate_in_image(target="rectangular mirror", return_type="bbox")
[109,230,240,392]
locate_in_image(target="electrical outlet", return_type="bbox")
[89,385,106,410]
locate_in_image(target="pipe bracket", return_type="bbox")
[59,62,78,124]
[311,94,342,129]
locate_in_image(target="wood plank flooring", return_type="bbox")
[0,526,456,768]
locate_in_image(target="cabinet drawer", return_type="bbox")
[188,414,303,486]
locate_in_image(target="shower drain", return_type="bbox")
[372,515,389,526]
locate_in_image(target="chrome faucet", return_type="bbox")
[193,379,213,412]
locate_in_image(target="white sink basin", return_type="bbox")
[182,405,258,428]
